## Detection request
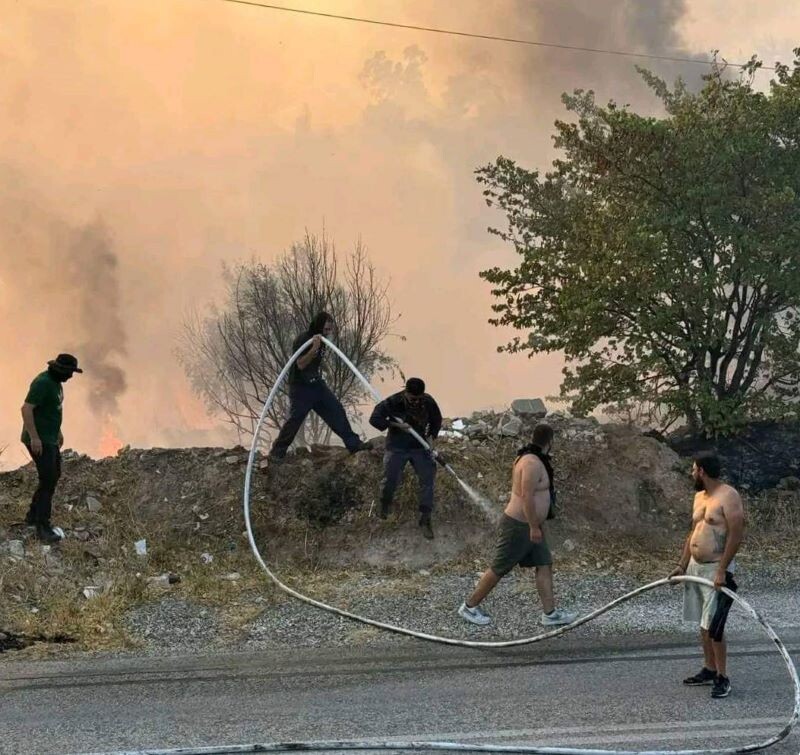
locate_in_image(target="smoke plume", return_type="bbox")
[0,0,792,467]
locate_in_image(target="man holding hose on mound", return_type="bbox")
[269,311,370,461]
[369,378,442,540]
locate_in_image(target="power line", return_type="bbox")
[219,0,776,72]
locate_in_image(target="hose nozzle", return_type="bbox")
[430,449,449,467]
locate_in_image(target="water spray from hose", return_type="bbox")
[318,336,495,518]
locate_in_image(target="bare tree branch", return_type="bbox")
[178,232,400,448]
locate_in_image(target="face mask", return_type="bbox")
[48,367,71,383]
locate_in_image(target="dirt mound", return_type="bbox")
[0,419,693,567]
[6,414,789,656]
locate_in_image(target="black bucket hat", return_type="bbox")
[48,353,83,374]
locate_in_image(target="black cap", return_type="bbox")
[405,377,425,396]
[48,354,83,374]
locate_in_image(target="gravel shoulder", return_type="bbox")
[116,565,800,657]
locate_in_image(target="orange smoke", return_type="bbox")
[97,416,123,458]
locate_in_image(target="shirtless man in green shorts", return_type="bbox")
[458,423,576,628]
[670,452,745,699]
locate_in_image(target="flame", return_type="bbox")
[97,416,124,458]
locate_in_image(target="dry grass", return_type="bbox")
[2,443,800,656]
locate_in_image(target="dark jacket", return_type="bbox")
[288,313,334,386]
[288,332,326,386]
[369,391,442,451]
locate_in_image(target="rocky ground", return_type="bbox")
[1,406,799,659]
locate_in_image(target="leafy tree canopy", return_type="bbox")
[478,52,800,435]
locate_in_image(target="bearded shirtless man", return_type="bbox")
[457,423,576,628]
[670,452,745,699]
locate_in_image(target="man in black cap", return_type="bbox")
[20,354,82,543]
[269,312,369,460]
[369,378,442,539]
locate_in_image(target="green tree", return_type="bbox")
[478,52,800,435]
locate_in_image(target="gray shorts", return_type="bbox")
[683,558,737,641]
[490,514,552,577]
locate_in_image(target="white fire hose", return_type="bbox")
[233,337,800,755]
[89,338,799,755]
[236,336,800,755]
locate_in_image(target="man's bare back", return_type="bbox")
[505,455,551,524]
[689,484,742,565]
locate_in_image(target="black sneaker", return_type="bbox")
[683,667,717,686]
[35,524,63,544]
[25,510,36,526]
[712,674,731,698]
[350,441,371,454]
[419,513,434,540]
[379,500,391,519]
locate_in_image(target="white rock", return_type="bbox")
[6,540,25,558]
[499,416,523,437]
[85,495,102,513]
[82,586,101,599]
[465,420,490,437]
[201,552,214,564]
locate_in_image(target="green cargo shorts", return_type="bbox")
[490,514,552,577]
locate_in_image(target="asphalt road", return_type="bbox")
[1,630,798,755]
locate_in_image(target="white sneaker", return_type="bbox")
[458,602,492,626]
[541,608,577,626]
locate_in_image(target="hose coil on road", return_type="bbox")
[237,336,800,755]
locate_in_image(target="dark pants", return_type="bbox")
[270,381,361,458]
[25,443,61,525]
[381,448,436,513]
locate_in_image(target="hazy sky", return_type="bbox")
[1,1,798,466]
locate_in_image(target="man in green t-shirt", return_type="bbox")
[20,354,83,543]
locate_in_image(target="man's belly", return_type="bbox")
[690,522,727,563]
[504,493,550,524]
